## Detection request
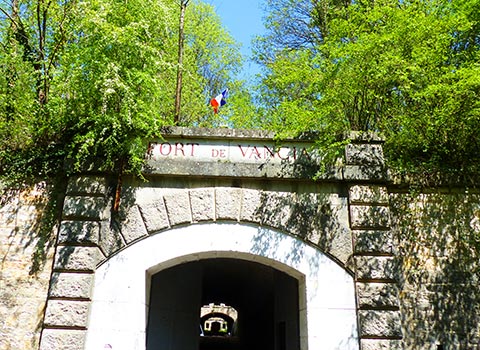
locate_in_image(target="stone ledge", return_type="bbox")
[358,310,402,338]
[360,339,403,350]
[356,282,400,309]
[66,176,107,196]
[349,185,389,204]
[43,300,90,328]
[350,205,390,229]
[49,272,94,299]
[53,246,103,271]
[62,196,109,220]
[353,230,393,254]
[39,329,86,350]
[355,256,398,281]
[58,221,100,245]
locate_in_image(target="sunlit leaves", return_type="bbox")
[253,0,480,179]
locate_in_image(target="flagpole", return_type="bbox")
[174,0,190,125]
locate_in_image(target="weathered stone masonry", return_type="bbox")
[2,127,479,350]
[35,128,401,350]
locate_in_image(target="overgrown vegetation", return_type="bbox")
[1,0,479,186]
[0,0,252,182]
[250,0,480,184]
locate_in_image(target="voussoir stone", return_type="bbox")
[215,188,241,220]
[164,191,192,226]
[240,189,263,223]
[138,200,169,233]
[119,205,148,244]
[190,188,215,222]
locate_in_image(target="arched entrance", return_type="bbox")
[84,223,359,350]
[147,258,299,350]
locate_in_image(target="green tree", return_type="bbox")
[0,0,248,181]
[253,0,480,180]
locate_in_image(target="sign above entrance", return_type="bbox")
[143,127,331,179]
[146,139,312,164]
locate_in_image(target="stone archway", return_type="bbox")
[39,128,402,350]
[84,223,359,350]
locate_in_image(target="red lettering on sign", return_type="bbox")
[159,142,172,156]
[263,145,275,158]
[276,147,291,160]
[175,142,185,156]
[186,143,199,156]
[212,149,227,158]
[238,144,248,157]
[249,146,262,159]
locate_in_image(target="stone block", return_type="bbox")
[319,226,353,265]
[345,143,385,166]
[360,339,403,350]
[190,188,215,222]
[353,230,393,254]
[43,300,89,328]
[259,191,294,231]
[120,205,148,244]
[356,282,399,309]
[240,189,262,223]
[355,256,397,281]
[62,196,108,220]
[164,191,192,226]
[349,185,389,204]
[39,329,86,350]
[215,188,241,220]
[66,176,107,195]
[344,165,388,181]
[350,205,390,229]
[58,220,100,245]
[138,200,169,233]
[49,272,94,299]
[358,310,402,338]
[99,223,125,258]
[53,246,103,271]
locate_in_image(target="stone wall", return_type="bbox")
[1,128,480,350]
[0,183,56,350]
[390,191,480,350]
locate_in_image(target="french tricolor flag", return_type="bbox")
[210,88,228,114]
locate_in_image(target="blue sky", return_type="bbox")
[203,0,265,80]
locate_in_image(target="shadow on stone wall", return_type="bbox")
[0,180,65,349]
[391,192,480,349]
[248,189,352,270]
[0,180,63,276]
